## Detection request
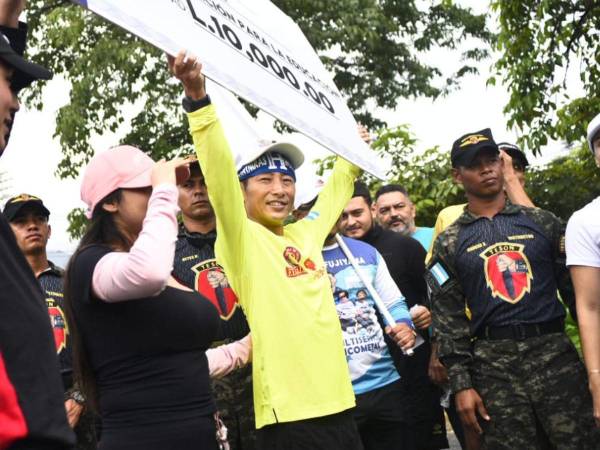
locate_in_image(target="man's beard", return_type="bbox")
[388,220,410,235]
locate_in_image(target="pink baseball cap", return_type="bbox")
[81,145,154,219]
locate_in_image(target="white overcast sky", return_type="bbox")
[0,1,582,252]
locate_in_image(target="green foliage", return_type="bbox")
[316,130,600,227]
[23,0,490,179]
[66,207,87,240]
[24,0,191,179]
[526,145,600,220]
[316,126,465,226]
[492,0,600,153]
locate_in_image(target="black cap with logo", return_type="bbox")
[3,194,50,222]
[451,128,499,168]
[0,31,52,92]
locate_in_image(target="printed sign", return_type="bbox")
[73,0,387,178]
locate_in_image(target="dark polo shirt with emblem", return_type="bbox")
[173,225,250,343]
[38,262,73,390]
[433,203,568,335]
[428,201,575,393]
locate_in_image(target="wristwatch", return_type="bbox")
[182,94,211,113]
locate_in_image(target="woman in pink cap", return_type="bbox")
[63,146,222,450]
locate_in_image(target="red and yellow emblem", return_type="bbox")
[480,242,532,304]
[283,246,307,277]
[192,259,239,320]
[47,299,68,353]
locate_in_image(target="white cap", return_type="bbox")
[235,139,304,173]
[586,112,600,154]
[294,176,325,209]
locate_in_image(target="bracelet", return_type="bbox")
[589,369,600,375]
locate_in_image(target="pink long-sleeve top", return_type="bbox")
[206,334,253,378]
[92,184,179,301]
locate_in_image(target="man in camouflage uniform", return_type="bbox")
[427,129,598,449]
[172,161,255,450]
[3,194,97,449]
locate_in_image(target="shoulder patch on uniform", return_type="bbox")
[430,261,450,287]
[306,211,320,221]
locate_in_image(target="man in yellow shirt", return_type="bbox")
[169,52,414,450]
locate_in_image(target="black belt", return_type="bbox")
[475,318,564,341]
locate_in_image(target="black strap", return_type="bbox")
[474,318,564,341]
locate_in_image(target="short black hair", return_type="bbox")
[374,184,409,202]
[352,181,372,206]
[188,161,202,176]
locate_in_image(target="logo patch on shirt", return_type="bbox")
[46,298,68,354]
[192,259,239,320]
[480,242,532,304]
[283,246,308,277]
[306,211,320,221]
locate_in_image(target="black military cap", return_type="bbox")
[497,142,529,168]
[451,128,499,168]
[3,193,50,222]
[0,31,52,92]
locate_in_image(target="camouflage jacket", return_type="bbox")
[426,201,575,393]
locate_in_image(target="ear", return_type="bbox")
[451,167,462,186]
[101,200,119,213]
[47,224,52,239]
[370,201,377,217]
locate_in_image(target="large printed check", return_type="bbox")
[73,0,386,178]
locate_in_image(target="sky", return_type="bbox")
[0,1,580,253]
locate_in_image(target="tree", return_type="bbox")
[492,0,600,153]
[526,145,600,220]
[317,125,465,226]
[23,0,491,180]
[319,128,600,227]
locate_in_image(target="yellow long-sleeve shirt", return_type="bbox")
[189,104,358,428]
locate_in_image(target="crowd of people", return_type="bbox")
[1,1,600,449]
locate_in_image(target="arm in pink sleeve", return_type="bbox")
[92,184,180,302]
[206,334,252,379]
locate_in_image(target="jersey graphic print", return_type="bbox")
[329,271,387,379]
[480,242,532,304]
[323,237,412,394]
[192,259,238,319]
[46,297,68,353]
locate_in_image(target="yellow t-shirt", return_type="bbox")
[426,203,467,263]
[189,104,357,428]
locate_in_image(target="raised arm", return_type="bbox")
[169,52,248,277]
[92,158,190,301]
[299,157,360,243]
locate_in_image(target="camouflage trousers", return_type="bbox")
[471,333,599,450]
[212,363,256,450]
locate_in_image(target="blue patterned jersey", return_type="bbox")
[322,236,412,394]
